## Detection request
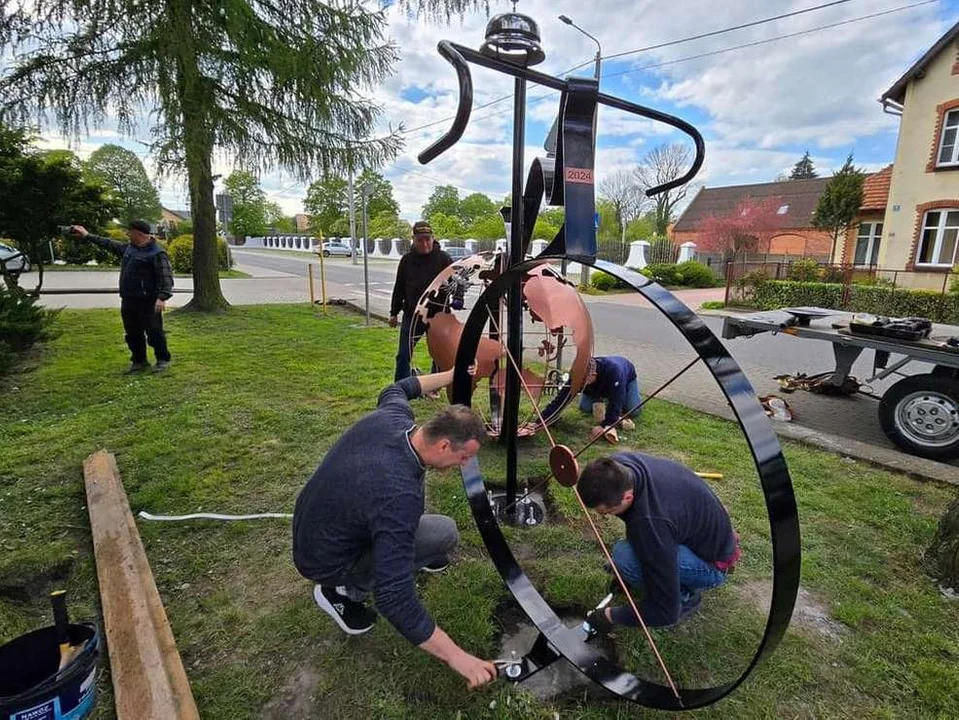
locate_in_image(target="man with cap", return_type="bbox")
[69,220,174,373]
[389,220,452,383]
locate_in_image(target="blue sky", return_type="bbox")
[35,0,959,221]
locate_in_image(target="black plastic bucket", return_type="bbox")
[0,623,100,720]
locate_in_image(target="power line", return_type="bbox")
[401,0,937,143]
[601,0,855,63]
[399,0,858,138]
[601,0,939,81]
[389,160,499,197]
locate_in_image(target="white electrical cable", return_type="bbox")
[137,511,293,522]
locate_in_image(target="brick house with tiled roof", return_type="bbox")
[672,177,834,258]
[876,20,959,288]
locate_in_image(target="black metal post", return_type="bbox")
[503,76,526,513]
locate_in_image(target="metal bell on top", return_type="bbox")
[480,4,545,67]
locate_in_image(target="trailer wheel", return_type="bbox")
[879,374,959,460]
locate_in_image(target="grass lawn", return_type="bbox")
[1,305,957,719]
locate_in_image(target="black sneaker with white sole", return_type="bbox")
[313,585,377,635]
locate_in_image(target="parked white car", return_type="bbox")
[0,242,30,273]
[319,241,353,257]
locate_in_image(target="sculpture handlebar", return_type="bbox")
[417,41,705,196]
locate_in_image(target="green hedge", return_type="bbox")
[752,279,959,323]
[638,261,720,288]
[590,270,623,291]
[167,235,230,274]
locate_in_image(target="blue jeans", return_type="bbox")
[578,379,642,419]
[611,539,727,602]
[394,313,431,382]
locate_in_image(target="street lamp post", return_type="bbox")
[360,183,373,325]
[559,15,601,290]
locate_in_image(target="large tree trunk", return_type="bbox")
[172,0,228,312]
[184,138,227,311]
[926,495,959,592]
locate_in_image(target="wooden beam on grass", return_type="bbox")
[84,450,200,720]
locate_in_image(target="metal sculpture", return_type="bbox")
[410,254,594,437]
[417,10,801,710]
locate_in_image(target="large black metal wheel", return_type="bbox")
[450,255,802,710]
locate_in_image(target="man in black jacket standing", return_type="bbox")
[70,220,174,373]
[389,220,451,382]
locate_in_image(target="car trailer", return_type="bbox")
[722,306,959,461]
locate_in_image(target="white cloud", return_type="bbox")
[23,0,957,220]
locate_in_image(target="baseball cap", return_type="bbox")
[128,219,152,234]
[412,220,433,237]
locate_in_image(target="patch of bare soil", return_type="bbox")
[260,665,323,720]
[736,580,846,641]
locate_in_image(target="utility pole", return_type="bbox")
[348,171,358,266]
[361,183,372,325]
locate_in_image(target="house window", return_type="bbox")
[917,209,959,266]
[854,222,882,266]
[937,109,959,166]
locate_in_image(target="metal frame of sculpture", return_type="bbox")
[417,12,801,710]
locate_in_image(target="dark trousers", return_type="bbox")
[326,515,459,601]
[120,297,170,364]
[394,313,435,382]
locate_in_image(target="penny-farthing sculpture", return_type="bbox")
[417,11,801,710]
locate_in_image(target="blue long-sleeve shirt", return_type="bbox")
[608,452,736,628]
[292,377,436,645]
[542,356,638,426]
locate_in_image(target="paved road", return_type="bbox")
[33,248,959,474]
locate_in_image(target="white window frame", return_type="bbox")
[853,222,882,266]
[916,209,959,267]
[936,109,959,167]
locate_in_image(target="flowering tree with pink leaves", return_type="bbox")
[697,196,785,263]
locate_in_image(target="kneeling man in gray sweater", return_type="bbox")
[293,369,497,689]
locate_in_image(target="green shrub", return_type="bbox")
[820,265,847,284]
[0,285,59,375]
[675,260,720,288]
[950,266,959,294]
[168,235,193,273]
[750,279,959,323]
[700,300,726,310]
[752,280,843,311]
[57,234,117,266]
[787,258,820,282]
[167,235,230,274]
[640,263,682,286]
[218,237,231,270]
[590,270,620,291]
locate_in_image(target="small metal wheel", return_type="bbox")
[879,374,959,460]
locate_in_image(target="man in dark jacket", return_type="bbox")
[389,220,452,382]
[70,220,174,373]
[577,452,740,632]
[293,368,498,689]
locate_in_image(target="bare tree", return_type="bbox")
[634,143,693,236]
[599,170,646,259]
